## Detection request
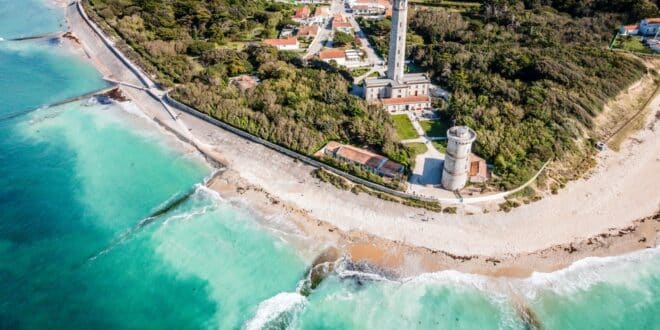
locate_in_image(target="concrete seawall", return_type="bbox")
[163,94,438,203]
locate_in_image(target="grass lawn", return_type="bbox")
[351,68,370,77]
[391,114,419,140]
[432,140,448,153]
[612,35,652,54]
[420,120,450,137]
[406,142,428,156]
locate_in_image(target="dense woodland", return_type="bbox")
[369,0,656,187]
[88,0,411,175]
[88,0,658,189]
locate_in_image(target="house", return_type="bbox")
[332,14,353,32]
[647,39,660,53]
[312,6,331,23]
[263,37,300,50]
[230,75,260,91]
[351,0,391,16]
[640,18,660,36]
[292,6,311,22]
[344,49,362,62]
[365,73,432,112]
[375,95,431,113]
[279,27,295,38]
[620,25,639,36]
[319,49,348,65]
[297,25,319,40]
[319,48,363,67]
[316,141,405,178]
[468,153,489,183]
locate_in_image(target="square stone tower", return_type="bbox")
[387,0,408,83]
[363,0,431,113]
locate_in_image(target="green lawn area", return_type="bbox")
[612,35,652,54]
[391,114,419,140]
[351,68,370,77]
[420,120,450,137]
[432,140,448,153]
[406,142,428,156]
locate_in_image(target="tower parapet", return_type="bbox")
[442,126,477,191]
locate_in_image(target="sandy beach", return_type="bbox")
[64,1,660,277]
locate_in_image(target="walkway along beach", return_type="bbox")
[67,0,660,277]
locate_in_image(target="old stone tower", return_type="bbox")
[442,126,477,191]
[387,0,408,83]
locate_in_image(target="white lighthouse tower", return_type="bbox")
[387,0,408,83]
[362,0,431,112]
[442,126,477,191]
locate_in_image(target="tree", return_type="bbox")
[333,31,354,47]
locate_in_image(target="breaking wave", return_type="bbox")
[244,292,307,330]
[395,247,660,300]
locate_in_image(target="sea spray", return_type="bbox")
[520,247,660,298]
[244,292,308,330]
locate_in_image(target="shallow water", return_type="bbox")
[0,0,65,40]
[1,2,659,329]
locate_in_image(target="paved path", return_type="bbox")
[345,10,383,65]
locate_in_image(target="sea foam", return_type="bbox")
[244,292,307,330]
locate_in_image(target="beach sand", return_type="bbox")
[65,2,660,278]
[206,168,659,278]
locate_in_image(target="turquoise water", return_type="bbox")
[1,2,659,329]
[0,0,65,39]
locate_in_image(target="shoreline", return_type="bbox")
[208,169,659,278]
[64,2,660,278]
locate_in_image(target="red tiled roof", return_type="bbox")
[379,95,430,105]
[380,160,404,177]
[314,6,329,17]
[230,75,258,90]
[336,145,384,168]
[293,6,311,19]
[317,141,403,177]
[297,25,319,37]
[263,37,298,47]
[468,153,487,178]
[645,18,660,24]
[332,14,352,29]
[319,49,345,59]
[623,25,639,30]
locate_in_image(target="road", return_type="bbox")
[304,0,343,59]
[345,10,383,66]
[305,0,384,67]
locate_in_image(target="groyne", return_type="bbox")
[0,85,117,122]
[9,32,62,41]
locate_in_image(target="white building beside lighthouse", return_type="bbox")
[362,0,431,113]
